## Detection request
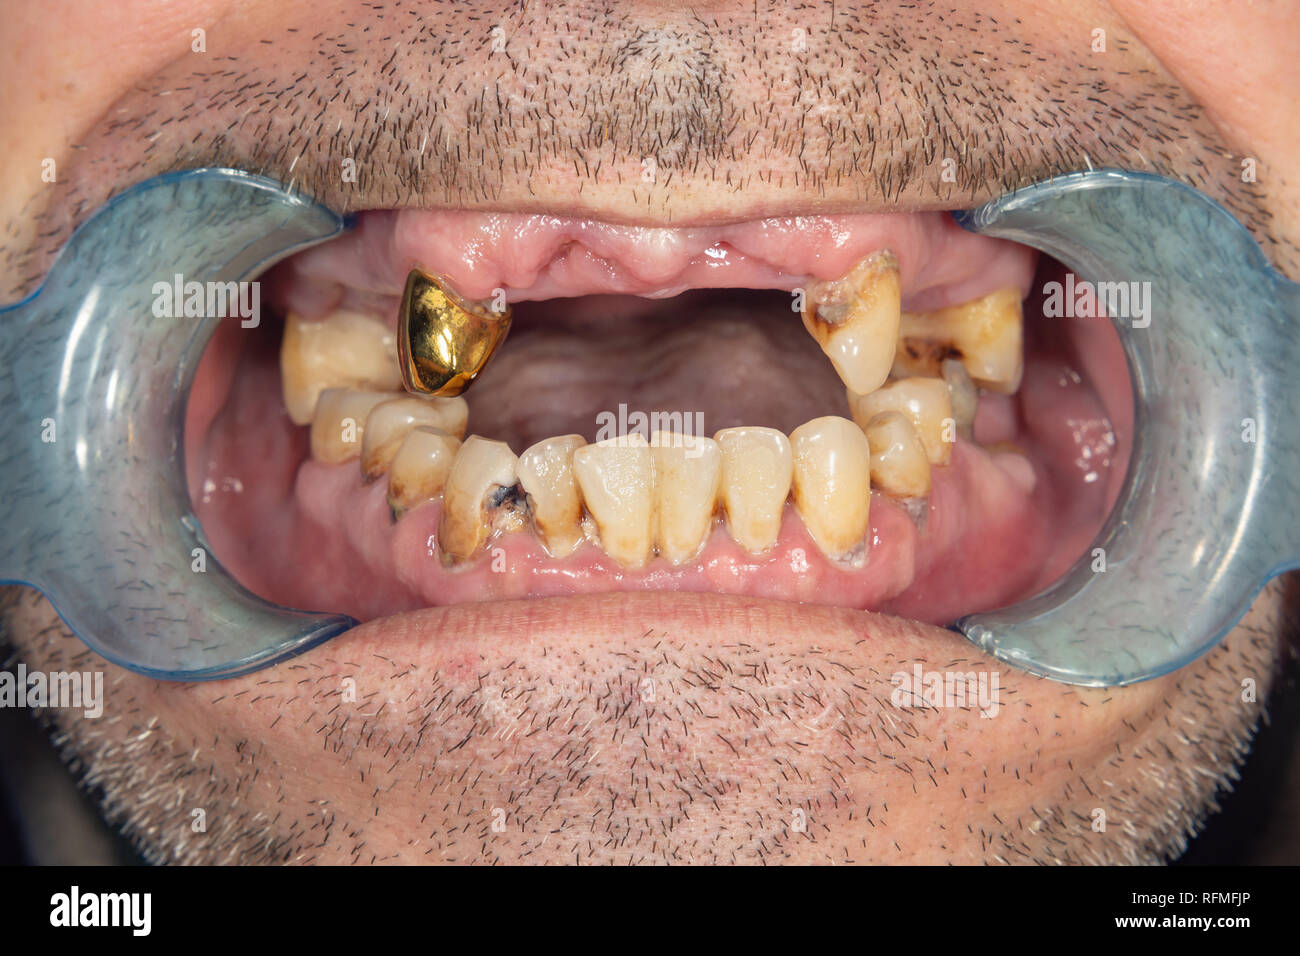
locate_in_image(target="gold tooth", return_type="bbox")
[398,269,512,397]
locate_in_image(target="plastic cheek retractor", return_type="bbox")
[953,169,1300,686]
[0,167,1295,685]
[0,168,358,680]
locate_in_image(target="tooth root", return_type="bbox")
[517,435,587,558]
[714,426,793,554]
[360,396,469,479]
[651,431,721,566]
[863,411,931,498]
[438,436,521,561]
[281,311,402,425]
[894,287,1023,393]
[572,435,654,569]
[386,427,462,517]
[848,378,954,466]
[790,416,873,559]
[310,388,404,463]
[802,251,901,395]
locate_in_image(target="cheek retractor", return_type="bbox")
[1,167,1293,685]
[953,169,1300,686]
[0,168,357,680]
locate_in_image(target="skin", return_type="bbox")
[0,0,1297,864]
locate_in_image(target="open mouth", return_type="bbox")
[185,208,1131,632]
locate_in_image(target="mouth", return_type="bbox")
[185,206,1131,637]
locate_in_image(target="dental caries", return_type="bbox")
[151,272,261,327]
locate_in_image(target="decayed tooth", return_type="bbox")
[386,427,462,517]
[863,411,931,498]
[438,436,521,561]
[790,416,872,559]
[281,311,402,425]
[572,435,654,569]
[651,431,721,566]
[893,287,1023,393]
[517,435,587,558]
[848,378,954,466]
[714,426,793,554]
[801,251,901,395]
[360,396,469,479]
[310,388,402,464]
[941,357,978,439]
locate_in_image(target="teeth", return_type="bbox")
[790,416,872,559]
[651,431,721,566]
[386,427,462,517]
[893,287,1024,393]
[517,435,588,558]
[714,426,793,554]
[360,396,469,480]
[941,357,978,439]
[572,435,654,569]
[848,378,954,466]
[309,388,403,464]
[801,251,901,395]
[438,436,521,561]
[862,411,931,498]
[281,311,402,425]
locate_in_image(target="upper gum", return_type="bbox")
[273,208,1038,311]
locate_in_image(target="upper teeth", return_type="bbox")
[281,311,401,425]
[284,260,1030,568]
[801,251,901,395]
[892,287,1024,393]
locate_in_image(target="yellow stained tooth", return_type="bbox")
[714,426,793,554]
[360,396,469,480]
[438,436,520,561]
[893,287,1023,393]
[802,251,901,395]
[309,388,403,464]
[517,435,587,558]
[848,378,954,466]
[572,435,654,569]
[862,411,931,498]
[281,311,402,425]
[790,416,872,559]
[399,269,512,397]
[386,427,462,517]
[651,431,721,566]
